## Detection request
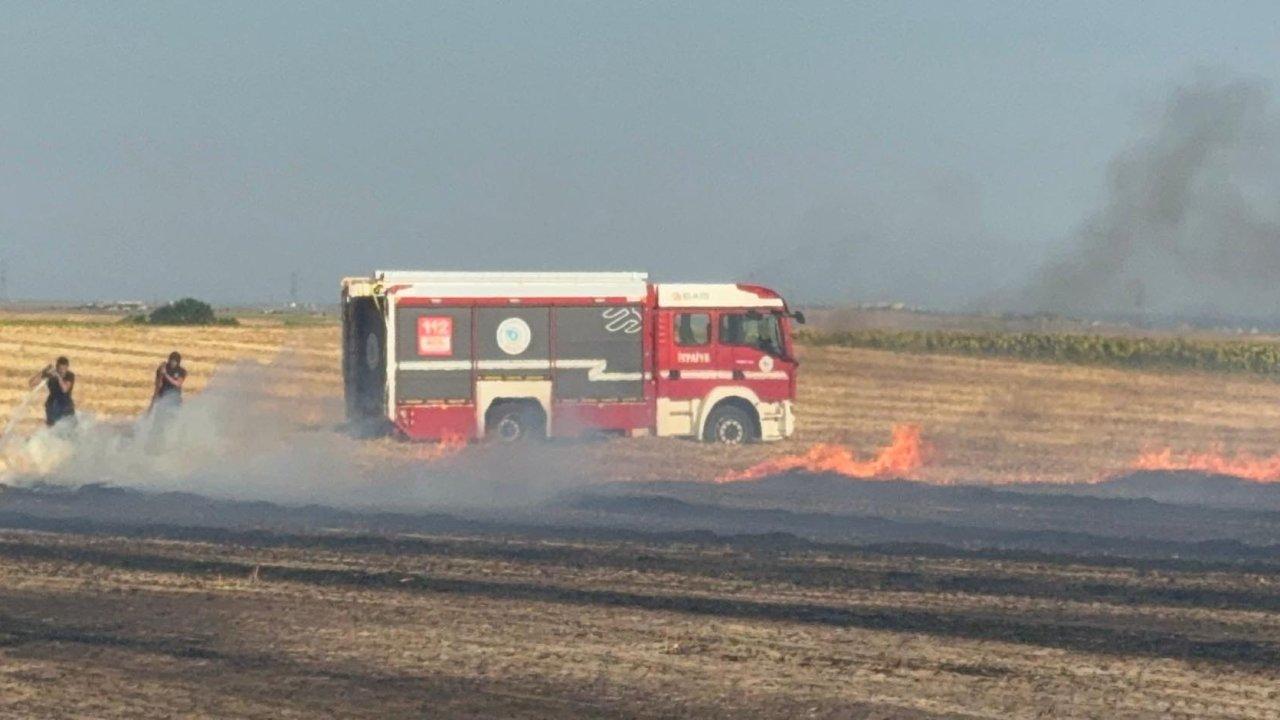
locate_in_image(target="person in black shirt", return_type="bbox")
[28,356,75,427]
[151,351,187,410]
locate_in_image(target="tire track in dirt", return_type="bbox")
[0,533,1276,667]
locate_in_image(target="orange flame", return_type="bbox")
[1131,446,1280,483]
[412,433,468,462]
[718,424,926,483]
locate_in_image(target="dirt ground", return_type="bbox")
[1,527,1277,719]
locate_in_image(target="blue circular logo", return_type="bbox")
[496,318,532,355]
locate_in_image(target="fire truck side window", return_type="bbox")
[675,313,710,345]
[720,312,783,354]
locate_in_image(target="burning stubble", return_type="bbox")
[718,424,928,483]
[1129,444,1280,483]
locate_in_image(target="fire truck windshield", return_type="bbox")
[720,312,787,356]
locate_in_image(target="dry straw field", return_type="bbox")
[5,310,1280,718]
[5,310,1280,484]
[0,314,335,429]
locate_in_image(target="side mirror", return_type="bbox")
[791,311,806,325]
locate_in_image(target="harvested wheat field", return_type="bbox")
[4,312,1280,718]
[7,312,1280,485]
[0,315,337,429]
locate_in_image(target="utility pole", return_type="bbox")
[0,256,9,304]
[289,271,299,307]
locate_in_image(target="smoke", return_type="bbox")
[0,362,600,512]
[761,75,1280,320]
[1,363,361,502]
[0,386,43,445]
[1022,75,1280,320]
[750,175,1029,309]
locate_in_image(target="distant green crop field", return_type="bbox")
[797,328,1280,375]
[0,317,119,328]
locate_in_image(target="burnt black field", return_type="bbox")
[2,470,1278,564]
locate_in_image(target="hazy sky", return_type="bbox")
[3,2,1280,306]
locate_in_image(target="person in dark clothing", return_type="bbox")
[28,356,75,427]
[151,351,187,409]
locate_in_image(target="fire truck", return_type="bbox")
[341,271,802,445]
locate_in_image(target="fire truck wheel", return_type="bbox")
[486,402,545,443]
[704,405,759,445]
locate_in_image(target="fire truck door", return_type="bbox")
[716,310,794,402]
[654,309,718,436]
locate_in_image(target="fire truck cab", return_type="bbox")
[342,271,800,445]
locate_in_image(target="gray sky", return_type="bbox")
[3,1,1280,307]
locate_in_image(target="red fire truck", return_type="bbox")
[341,271,802,445]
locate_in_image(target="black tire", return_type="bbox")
[486,402,545,443]
[703,404,758,445]
[349,300,386,421]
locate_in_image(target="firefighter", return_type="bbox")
[28,356,75,427]
[150,351,187,411]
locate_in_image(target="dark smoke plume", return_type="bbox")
[1024,76,1280,320]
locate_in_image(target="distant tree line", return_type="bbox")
[797,328,1280,376]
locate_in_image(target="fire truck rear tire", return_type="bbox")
[485,402,545,443]
[704,404,759,445]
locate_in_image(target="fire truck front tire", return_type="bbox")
[704,404,759,445]
[485,401,546,443]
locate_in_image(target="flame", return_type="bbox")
[1131,445,1280,483]
[410,433,468,462]
[718,424,926,483]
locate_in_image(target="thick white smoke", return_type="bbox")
[0,386,44,445]
[1,363,363,501]
[0,361,601,512]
